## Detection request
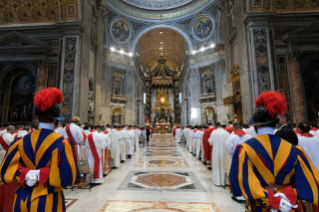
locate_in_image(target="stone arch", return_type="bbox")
[131,24,194,53]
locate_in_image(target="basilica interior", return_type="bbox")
[0,0,319,212]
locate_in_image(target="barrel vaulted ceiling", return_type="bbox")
[135,28,188,72]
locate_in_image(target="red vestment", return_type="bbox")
[202,127,216,166]
[225,127,234,134]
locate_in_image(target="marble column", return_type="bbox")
[288,52,307,123]
[145,82,151,119]
[174,82,180,123]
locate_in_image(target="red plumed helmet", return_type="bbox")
[255,91,287,119]
[34,88,63,112]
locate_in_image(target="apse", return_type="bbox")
[135,28,189,73]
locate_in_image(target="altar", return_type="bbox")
[154,123,172,134]
[143,57,181,130]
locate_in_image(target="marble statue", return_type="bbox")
[228,1,236,29]
[146,67,151,77]
[207,110,214,123]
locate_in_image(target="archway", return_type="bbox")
[135,27,189,72]
[132,24,193,54]
[6,72,36,123]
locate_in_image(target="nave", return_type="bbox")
[64,134,243,212]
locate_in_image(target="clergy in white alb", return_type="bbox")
[117,127,127,162]
[225,122,252,157]
[133,126,140,151]
[110,126,121,167]
[82,125,91,160]
[175,127,182,143]
[208,124,230,186]
[101,130,111,175]
[125,126,135,157]
[298,122,319,171]
[0,125,15,166]
[243,124,257,137]
[86,126,109,183]
[192,128,198,154]
[62,116,84,160]
[194,127,204,158]
[17,127,30,138]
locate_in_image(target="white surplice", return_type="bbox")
[101,132,111,174]
[134,129,139,151]
[175,128,182,143]
[110,129,121,167]
[225,133,252,157]
[298,135,319,171]
[243,126,257,137]
[192,130,197,154]
[85,131,108,183]
[208,128,230,186]
[0,132,12,166]
[117,130,126,161]
[127,129,135,155]
[17,130,28,138]
[194,130,203,158]
[62,123,84,159]
[187,129,194,152]
[82,130,91,160]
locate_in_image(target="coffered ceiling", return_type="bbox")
[136,28,188,72]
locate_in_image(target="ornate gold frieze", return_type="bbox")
[248,0,319,12]
[0,0,80,25]
[0,0,60,25]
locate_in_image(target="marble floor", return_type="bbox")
[64,134,244,212]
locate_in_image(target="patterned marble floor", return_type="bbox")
[99,200,220,212]
[134,158,189,168]
[64,134,244,212]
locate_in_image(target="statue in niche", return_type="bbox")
[228,1,236,29]
[89,101,95,114]
[205,79,213,93]
[146,67,151,77]
[174,66,179,76]
[114,81,121,95]
[88,89,95,114]
[207,110,214,123]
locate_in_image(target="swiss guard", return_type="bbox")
[0,88,80,212]
[230,91,319,212]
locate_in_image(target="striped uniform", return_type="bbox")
[230,134,319,212]
[0,129,80,212]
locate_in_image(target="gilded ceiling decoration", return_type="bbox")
[136,28,188,72]
[0,0,79,25]
[123,0,193,10]
[248,0,319,12]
